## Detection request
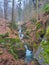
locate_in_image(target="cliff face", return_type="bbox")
[34,46,44,65]
[34,7,49,65]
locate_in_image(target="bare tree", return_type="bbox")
[18,0,22,21]
[11,0,15,31]
[36,0,38,22]
[4,0,8,19]
[4,0,8,31]
[12,0,15,22]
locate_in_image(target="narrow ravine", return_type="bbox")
[18,26,33,63]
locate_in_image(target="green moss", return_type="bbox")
[6,38,21,43]
[0,38,7,44]
[0,34,4,37]
[41,40,49,64]
[0,37,25,59]
[9,47,18,59]
[41,40,48,46]
[9,42,25,59]
[0,37,21,44]
[46,27,49,35]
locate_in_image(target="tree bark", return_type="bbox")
[4,0,8,31]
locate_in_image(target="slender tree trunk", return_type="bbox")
[4,0,8,31]
[12,0,14,22]
[35,0,38,41]
[11,0,15,31]
[36,0,38,22]
[4,0,8,19]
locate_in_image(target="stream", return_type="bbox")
[24,45,33,63]
[18,27,33,63]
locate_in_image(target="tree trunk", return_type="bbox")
[36,0,38,22]
[11,0,15,31]
[4,0,8,31]
[4,0,8,19]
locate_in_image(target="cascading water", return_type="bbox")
[24,45,33,63]
[24,45,32,56]
[18,26,33,62]
[18,27,24,40]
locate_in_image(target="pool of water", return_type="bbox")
[24,45,33,63]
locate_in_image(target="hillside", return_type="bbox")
[0,0,49,65]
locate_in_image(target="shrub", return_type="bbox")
[9,48,18,59]
[30,18,37,24]
[40,29,45,35]
[9,21,18,30]
[0,32,9,38]
[44,4,49,14]
[41,40,49,64]
[37,28,45,38]
[26,31,30,35]
[0,38,5,43]
[0,34,5,38]
[36,22,42,29]
[0,37,21,44]
[6,38,21,43]
[5,32,9,37]
[41,40,48,46]
[36,31,40,40]
[33,43,38,49]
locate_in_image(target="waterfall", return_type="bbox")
[18,25,33,62]
[24,45,33,62]
[24,45,32,56]
[18,26,24,40]
[24,45,28,50]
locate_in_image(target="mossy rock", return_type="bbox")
[9,45,25,59]
[0,37,25,59]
